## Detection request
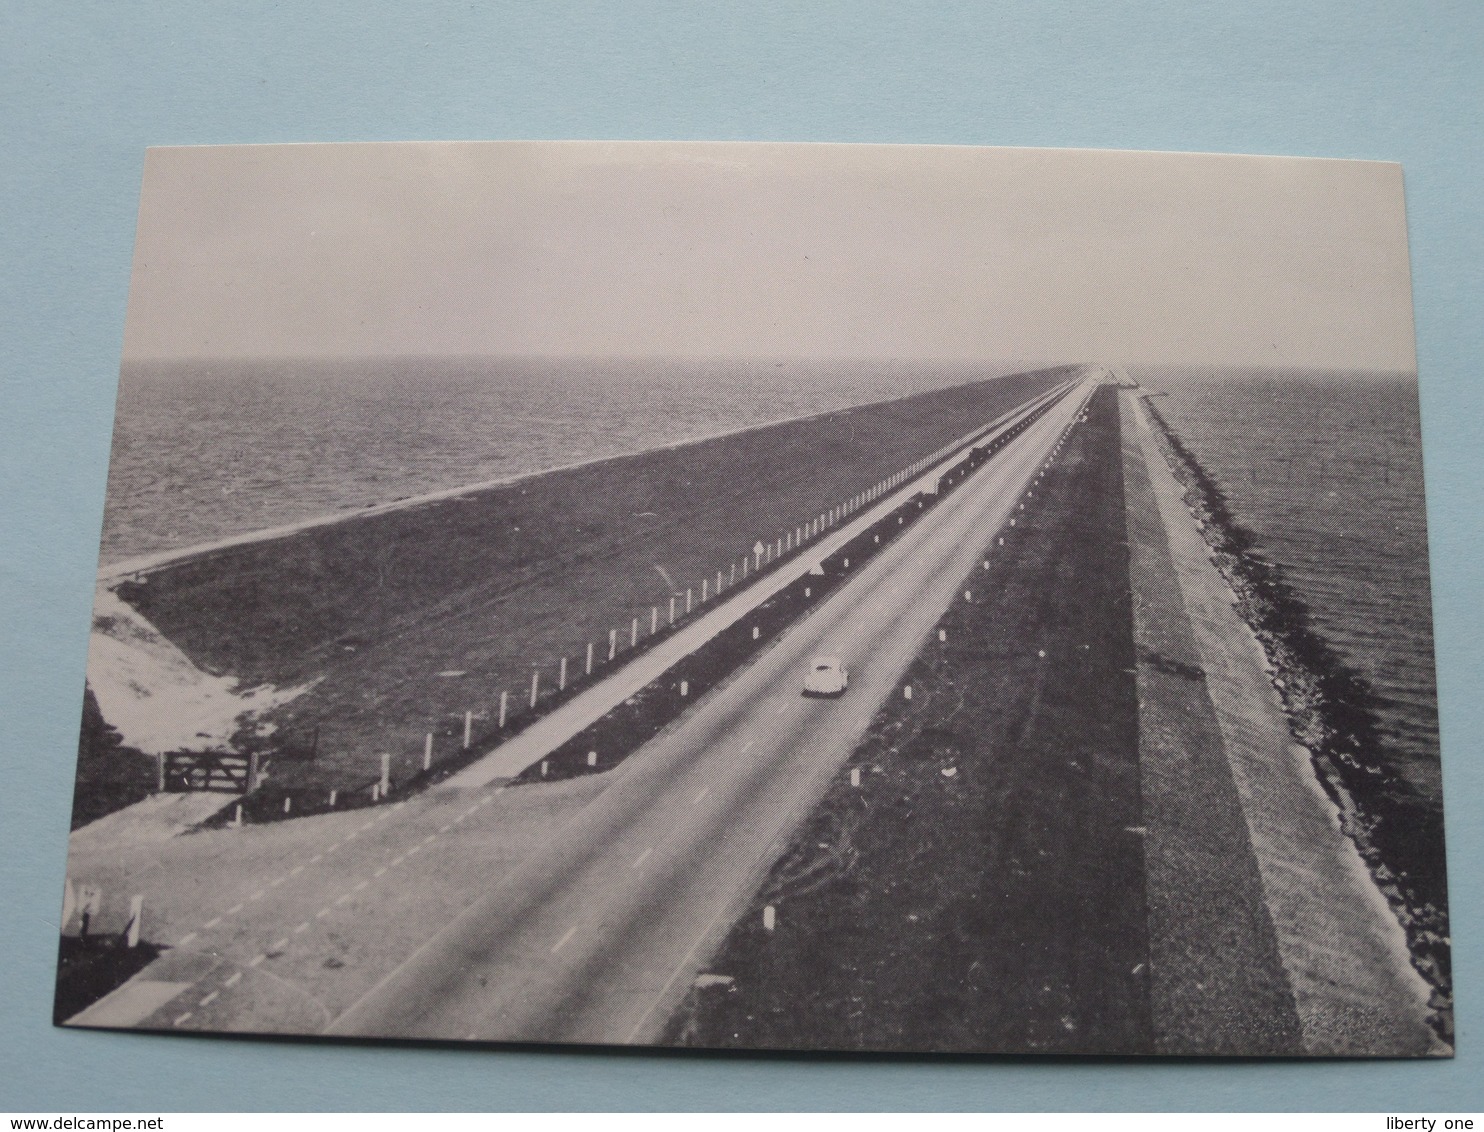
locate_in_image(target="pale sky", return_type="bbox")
[121,141,1417,371]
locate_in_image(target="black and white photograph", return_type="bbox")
[56,140,1450,1057]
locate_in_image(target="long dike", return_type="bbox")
[671,383,1442,1057]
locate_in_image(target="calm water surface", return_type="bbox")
[1140,367,1441,808]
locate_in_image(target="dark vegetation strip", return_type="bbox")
[1141,397,1452,1039]
[666,385,1152,1055]
[77,369,1074,828]
[202,387,1073,824]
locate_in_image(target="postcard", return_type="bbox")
[57,141,1449,1056]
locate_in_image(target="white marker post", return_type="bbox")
[559,657,568,691]
[651,606,659,634]
[669,596,677,624]
[850,768,861,788]
[587,750,598,767]
[763,905,776,931]
[904,686,913,700]
[631,617,639,646]
[754,541,764,570]
[499,690,509,727]
[586,642,595,675]
[424,732,433,771]
[381,752,391,796]
[730,563,736,585]
[283,797,292,814]
[939,629,947,642]
[530,669,540,708]
[125,895,143,948]
[609,629,618,660]
[701,579,708,602]
[463,711,473,748]
[329,789,337,807]
[680,680,689,697]
[686,588,693,614]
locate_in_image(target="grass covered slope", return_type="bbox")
[108,367,1069,798]
[668,384,1150,1054]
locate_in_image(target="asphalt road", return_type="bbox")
[326,375,1096,1045]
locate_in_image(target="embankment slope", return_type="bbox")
[89,368,1070,805]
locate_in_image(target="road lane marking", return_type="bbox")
[309,855,322,864]
[203,917,221,929]
[269,877,285,888]
[631,848,652,869]
[248,954,265,968]
[390,855,405,867]
[173,1012,193,1026]
[289,865,305,877]
[224,972,242,988]
[439,824,452,834]
[693,787,710,804]
[249,890,264,902]
[361,820,376,831]
[270,938,289,952]
[177,932,198,946]
[293,922,310,934]
[326,843,342,853]
[198,991,218,1007]
[345,831,359,842]
[315,908,331,919]
[226,904,243,915]
[423,834,437,844]
[374,867,388,878]
[407,844,423,856]
[775,703,789,715]
[551,925,578,953]
[335,894,352,905]
[740,740,755,752]
[353,880,369,892]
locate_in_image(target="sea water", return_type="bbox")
[99,355,1027,566]
[1138,367,1442,815]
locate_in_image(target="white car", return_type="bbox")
[802,655,849,697]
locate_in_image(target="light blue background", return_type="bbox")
[2,0,1480,1112]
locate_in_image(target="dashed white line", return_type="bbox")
[390,855,405,867]
[775,703,789,715]
[293,922,310,934]
[551,925,578,953]
[335,893,352,905]
[315,908,331,919]
[203,916,221,929]
[224,972,242,988]
[353,880,369,892]
[270,937,289,952]
[631,848,652,869]
[226,903,243,915]
[248,890,264,902]
[740,740,755,752]
[439,824,451,834]
[176,932,198,946]
[693,787,710,804]
[247,954,265,968]
[173,1012,193,1026]
[360,820,376,831]
[374,867,388,878]
[269,877,285,888]
[423,834,437,844]
[309,855,322,864]
[289,865,305,877]
[407,844,423,856]
[198,991,219,1007]
[326,842,342,854]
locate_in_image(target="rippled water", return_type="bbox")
[100,355,1026,565]
[1138,367,1442,806]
